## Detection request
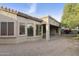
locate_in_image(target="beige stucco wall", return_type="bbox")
[0,38,17,44]
[0,13,17,37]
[16,16,42,43]
[42,16,60,27]
[49,17,59,27]
[41,17,49,24]
[16,36,42,43]
[0,10,17,19]
[41,16,60,40]
[0,10,42,44]
[0,11,17,44]
[41,16,50,40]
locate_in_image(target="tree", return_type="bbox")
[61,3,79,29]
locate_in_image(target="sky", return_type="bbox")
[0,3,65,22]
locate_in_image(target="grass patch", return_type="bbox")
[74,37,79,40]
[73,34,79,40]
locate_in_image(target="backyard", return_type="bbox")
[0,36,79,56]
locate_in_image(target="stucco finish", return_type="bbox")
[42,16,60,40]
[0,9,42,44]
[0,8,60,44]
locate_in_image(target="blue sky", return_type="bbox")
[0,3,65,22]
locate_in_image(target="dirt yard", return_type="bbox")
[0,36,79,56]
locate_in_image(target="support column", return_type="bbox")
[46,24,50,40]
[58,27,61,35]
[25,25,27,36]
[41,25,43,38]
[34,23,36,37]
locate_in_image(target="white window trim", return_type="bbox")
[19,23,26,36]
[0,22,15,37]
[36,24,41,36]
[27,23,34,37]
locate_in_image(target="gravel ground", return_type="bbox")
[0,36,79,56]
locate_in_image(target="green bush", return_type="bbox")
[74,34,79,40]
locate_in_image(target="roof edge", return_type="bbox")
[17,12,42,22]
[0,6,42,22]
[41,15,60,24]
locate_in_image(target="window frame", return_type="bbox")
[0,22,15,37]
[19,23,26,36]
[27,23,34,37]
[8,22,14,36]
[1,22,7,36]
[36,24,41,36]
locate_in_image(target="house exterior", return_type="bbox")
[0,6,60,44]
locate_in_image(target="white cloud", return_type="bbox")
[51,13,63,22]
[28,3,37,14]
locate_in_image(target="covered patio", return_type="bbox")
[42,24,60,38]
[42,16,61,40]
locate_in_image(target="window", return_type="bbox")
[36,25,41,35]
[1,22,7,35]
[27,24,33,36]
[1,22,14,36]
[8,22,14,35]
[19,24,25,35]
